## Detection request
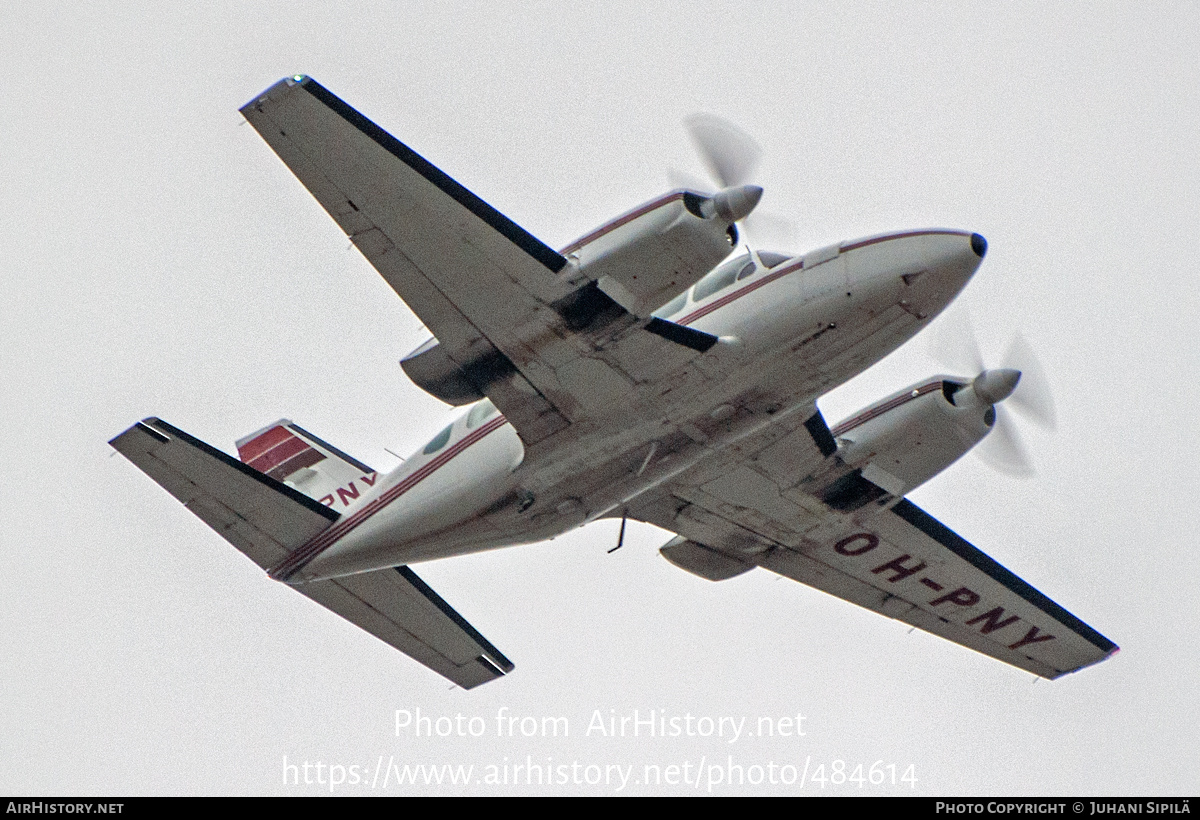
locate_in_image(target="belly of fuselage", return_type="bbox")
[290,229,984,582]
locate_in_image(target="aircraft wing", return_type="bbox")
[240,77,718,445]
[111,418,512,688]
[628,411,1118,679]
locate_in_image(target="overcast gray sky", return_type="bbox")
[3,1,1197,795]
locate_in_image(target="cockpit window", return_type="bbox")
[423,424,453,454]
[652,291,688,319]
[466,399,499,429]
[735,260,757,280]
[693,253,750,301]
[757,251,791,268]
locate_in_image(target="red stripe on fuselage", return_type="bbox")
[673,229,969,327]
[269,414,510,580]
[830,380,944,437]
[271,230,963,580]
[558,192,686,256]
[674,259,803,326]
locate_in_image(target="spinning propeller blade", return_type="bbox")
[686,113,762,189]
[1003,333,1057,431]
[933,313,1057,477]
[978,405,1035,478]
[672,114,794,248]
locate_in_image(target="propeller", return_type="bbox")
[669,114,795,248]
[686,113,762,189]
[932,313,1057,476]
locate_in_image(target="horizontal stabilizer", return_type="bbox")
[110,418,338,569]
[298,567,513,689]
[112,418,512,688]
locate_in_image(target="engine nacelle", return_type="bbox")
[818,376,998,509]
[561,188,747,318]
[400,188,749,405]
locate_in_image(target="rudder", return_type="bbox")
[236,420,379,512]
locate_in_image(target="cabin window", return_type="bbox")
[467,399,499,428]
[423,424,453,454]
[653,292,688,318]
[693,253,749,301]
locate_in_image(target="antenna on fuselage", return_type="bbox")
[608,511,628,554]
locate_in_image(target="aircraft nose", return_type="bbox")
[841,230,986,324]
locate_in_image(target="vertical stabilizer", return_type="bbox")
[236,420,379,512]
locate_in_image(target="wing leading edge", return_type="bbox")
[240,76,574,444]
[110,418,512,688]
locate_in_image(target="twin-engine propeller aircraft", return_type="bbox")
[111,76,1117,688]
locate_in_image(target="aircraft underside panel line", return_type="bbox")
[625,403,1115,679]
[240,76,741,449]
[758,500,1119,678]
[107,76,1116,687]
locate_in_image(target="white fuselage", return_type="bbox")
[287,229,984,583]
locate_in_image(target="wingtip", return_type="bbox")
[108,417,168,447]
[240,75,313,114]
